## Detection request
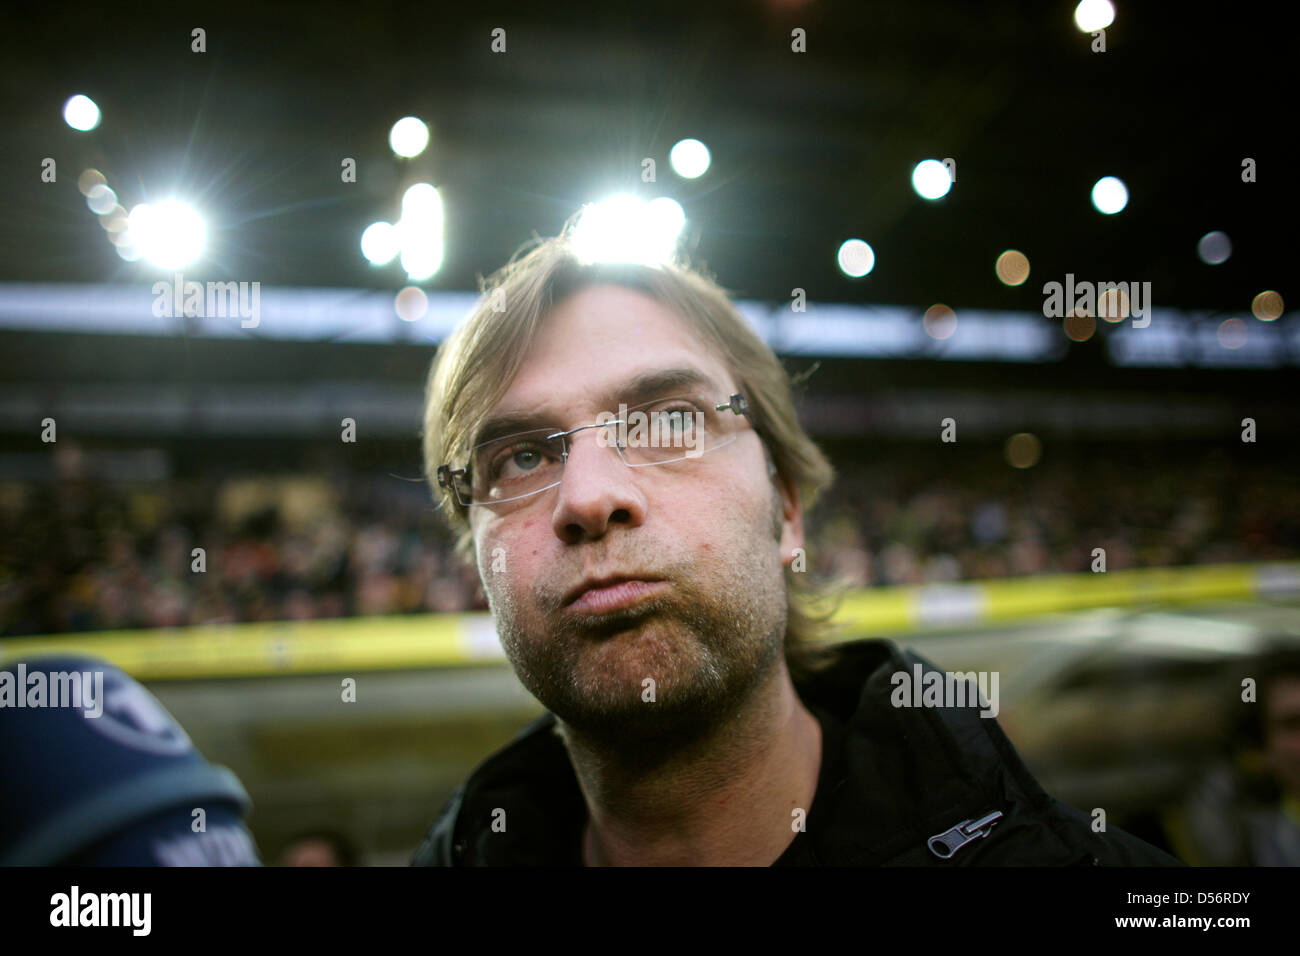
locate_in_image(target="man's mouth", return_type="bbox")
[563,576,667,614]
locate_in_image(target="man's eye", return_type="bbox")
[666,411,688,431]
[649,403,699,429]
[491,442,551,479]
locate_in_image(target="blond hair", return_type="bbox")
[422,218,847,681]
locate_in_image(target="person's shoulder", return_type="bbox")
[410,786,464,866]
[1045,798,1185,866]
[803,637,1183,865]
[409,711,564,867]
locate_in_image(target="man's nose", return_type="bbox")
[550,426,646,542]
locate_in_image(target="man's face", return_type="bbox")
[469,284,803,748]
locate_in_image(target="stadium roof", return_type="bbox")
[1,1,1291,313]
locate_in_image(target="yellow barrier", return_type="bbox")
[2,561,1297,680]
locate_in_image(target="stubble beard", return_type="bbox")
[490,539,788,763]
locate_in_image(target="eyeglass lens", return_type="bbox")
[454,395,737,506]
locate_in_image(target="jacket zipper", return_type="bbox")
[927,810,1004,860]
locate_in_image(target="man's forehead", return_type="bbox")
[468,285,736,443]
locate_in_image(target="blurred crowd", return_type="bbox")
[2,444,1297,638]
[1,464,480,637]
[811,444,1300,590]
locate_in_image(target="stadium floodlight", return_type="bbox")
[63,94,101,131]
[669,139,711,179]
[571,194,686,266]
[1090,176,1128,214]
[399,234,443,282]
[1197,230,1232,265]
[126,200,206,270]
[361,184,444,279]
[912,159,952,200]
[396,183,443,281]
[837,239,875,278]
[389,117,430,158]
[400,183,442,223]
[361,221,399,265]
[1073,0,1115,32]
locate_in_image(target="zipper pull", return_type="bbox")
[927,810,1004,859]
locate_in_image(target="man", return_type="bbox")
[411,221,1179,866]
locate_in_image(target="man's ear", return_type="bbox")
[775,470,804,569]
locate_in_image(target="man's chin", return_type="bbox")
[572,618,697,676]
[507,601,780,752]
[544,643,737,750]
[549,686,723,756]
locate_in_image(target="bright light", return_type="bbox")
[1217,318,1247,349]
[127,200,206,270]
[401,183,443,223]
[912,159,952,200]
[396,183,443,280]
[86,184,117,215]
[995,249,1031,286]
[669,139,711,179]
[389,117,430,158]
[1197,230,1232,265]
[1074,0,1115,32]
[78,169,107,195]
[923,304,957,340]
[100,205,128,233]
[362,184,445,279]
[361,221,399,265]
[399,233,443,281]
[63,94,101,131]
[1252,290,1284,321]
[394,286,428,322]
[1090,176,1128,214]
[571,194,686,266]
[646,196,685,239]
[837,239,875,278]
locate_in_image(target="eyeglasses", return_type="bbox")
[437,393,752,509]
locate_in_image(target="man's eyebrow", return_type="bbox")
[469,366,721,450]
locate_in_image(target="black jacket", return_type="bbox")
[411,638,1182,866]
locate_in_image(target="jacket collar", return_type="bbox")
[444,638,1042,865]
